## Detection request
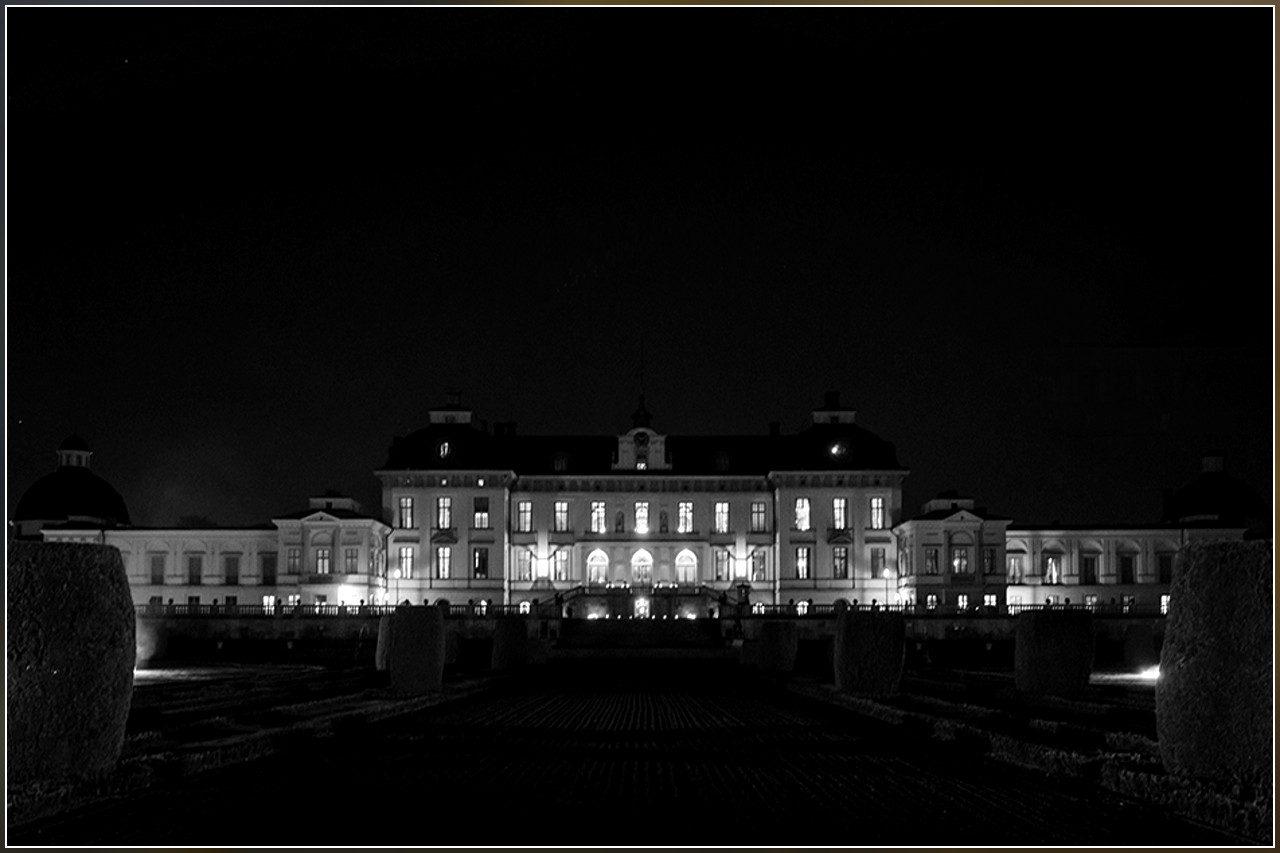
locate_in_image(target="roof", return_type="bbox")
[379,420,905,475]
[1165,470,1268,525]
[271,507,384,523]
[14,465,130,526]
[908,507,1011,522]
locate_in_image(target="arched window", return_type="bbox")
[675,549,698,585]
[631,549,653,586]
[587,549,609,585]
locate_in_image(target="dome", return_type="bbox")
[13,466,131,528]
[58,434,91,453]
[1166,456,1267,526]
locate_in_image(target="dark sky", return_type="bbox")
[7,9,1274,529]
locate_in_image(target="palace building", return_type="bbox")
[15,393,1265,616]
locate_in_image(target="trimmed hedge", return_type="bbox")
[1014,610,1093,698]
[1157,540,1272,790]
[757,621,799,674]
[491,617,529,671]
[833,611,905,697]
[8,541,136,783]
[389,605,445,695]
[1122,621,1159,670]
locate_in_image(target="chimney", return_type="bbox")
[823,390,840,409]
[769,421,781,438]
[1201,453,1224,473]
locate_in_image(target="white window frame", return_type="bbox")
[678,501,694,534]
[713,502,730,534]
[794,498,811,532]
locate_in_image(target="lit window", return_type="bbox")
[587,550,609,584]
[635,502,649,534]
[398,546,414,579]
[750,501,767,533]
[1160,594,1170,615]
[957,594,969,610]
[554,501,570,532]
[1122,594,1136,612]
[871,547,885,575]
[870,497,885,530]
[1084,594,1098,609]
[1008,594,1023,606]
[473,547,489,580]
[1045,595,1057,606]
[796,546,811,580]
[983,548,997,575]
[714,502,730,534]
[631,550,653,585]
[553,550,569,581]
[262,594,276,609]
[832,498,847,530]
[795,498,811,531]
[714,551,729,581]
[925,548,939,575]
[751,550,767,581]
[473,497,490,529]
[983,593,998,608]
[678,502,694,534]
[516,550,532,581]
[519,601,531,615]
[591,501,606,534]
[635,458,647,471]
[436,497,452,529]
[517,501,532,533]
[675,550,697,584]
[224,554,240,585]
[926,594,938,611]
[398,496,414,529]
[833,547,849,580]
[752,602,765,615]
[345,548,358,574]
[187,554,203,585]
[951,547,969,575]
[1007,555,1023,583]
[796,600,810,615]
[1044,555,1061,584]
[436,546,452,579]
[439,441,450,459]
[830,442,846,458]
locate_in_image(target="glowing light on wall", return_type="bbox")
[733,558,748,579]
[535,557,550,579]
[337,585,362,605]
[1139,666,1160,680]
[519,601,531,614]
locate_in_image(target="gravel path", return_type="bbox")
[9,660,1243,846]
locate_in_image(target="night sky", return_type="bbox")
[7,9,1273,530]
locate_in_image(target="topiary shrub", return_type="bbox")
[833,611,905,697]
[1157,540,1273,791]
[375,615,393,671]
[1014,609,1093,698]
[757,620,799,674]
[491,617,529,672]
[8,541,136,783]
[389,606,445,695]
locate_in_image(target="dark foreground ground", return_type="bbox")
[8,659,1247,847]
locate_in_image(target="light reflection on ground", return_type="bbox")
[132,668,225,683]
[1090,667,1159,686]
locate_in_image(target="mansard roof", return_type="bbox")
[379,420,904,475]
[271,507,383,522]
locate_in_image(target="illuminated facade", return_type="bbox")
[25,394,1261,615]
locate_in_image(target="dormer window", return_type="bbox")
[636,457,648,470]
[553,453,568,472]
[830,441,846,457]
[439,441,451,459]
